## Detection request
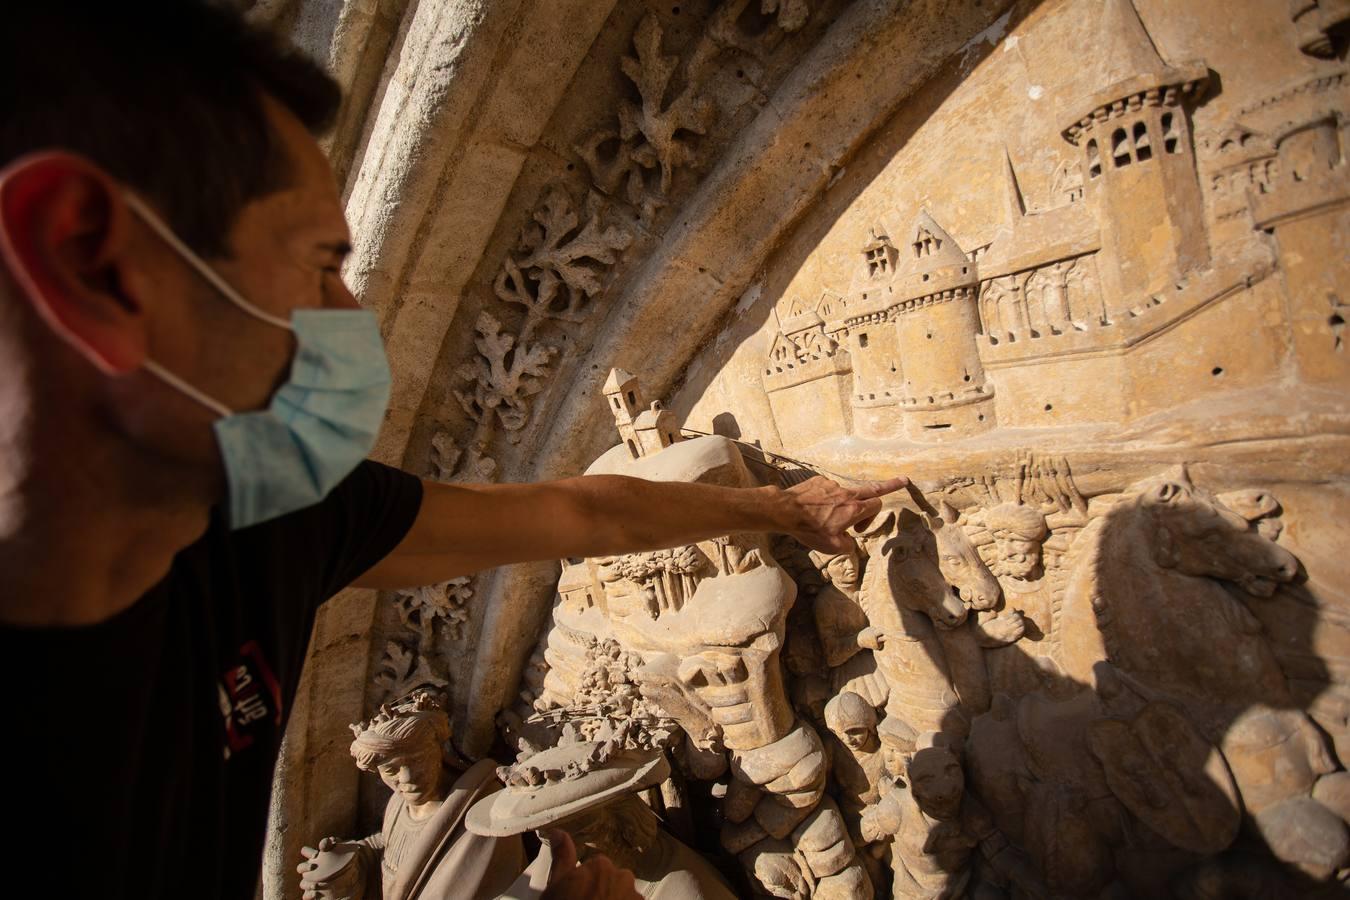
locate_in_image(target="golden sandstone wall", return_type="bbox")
[258,0,1349,896]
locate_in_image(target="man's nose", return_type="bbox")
[324,274,361,311]
[397,766,412,784]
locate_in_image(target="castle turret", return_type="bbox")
[603,369,681,459]
[1062,0,1210,300]
[603,368,642,458]
[763,292,855,448]
[842,226,906,437]
[890,211,995,441]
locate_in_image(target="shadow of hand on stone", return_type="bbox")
[540,828,642,900]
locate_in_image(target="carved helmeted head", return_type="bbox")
[349,691,452,807]
[985,501,1050,582]
[824,690,878,752]
[809,544,863,595]
[877,715,918,779]
[1135,469,1298,597]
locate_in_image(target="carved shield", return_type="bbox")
[1088,702,1240,854]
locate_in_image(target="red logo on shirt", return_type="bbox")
[217,640,283,760]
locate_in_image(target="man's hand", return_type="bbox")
[540,829,641,900]
[356,467,910,588]
[782,475,910,554]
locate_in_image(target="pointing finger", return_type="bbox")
[850,496,883,527]
[852,476,909,501]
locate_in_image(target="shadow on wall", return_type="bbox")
[799,466,1348,898]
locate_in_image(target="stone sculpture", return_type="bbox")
[296,692,524,900]
[465,729,736,900]
[270,0,1350,896]
[861,732,1043,899]
[508,355,1350,897]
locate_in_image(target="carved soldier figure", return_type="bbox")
[824,691,887,826]
[980,502,1058,699]
[297,692,525,900]
[862,732,1043,900]
[810,545,870,668]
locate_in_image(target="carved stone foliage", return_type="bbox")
[432,1,823,491]
[372,638,448,705]
[579,14,716,221]
[395,578,473,643]
[373,581,471,706]
[578,3,814,222]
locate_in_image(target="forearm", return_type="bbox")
[357,475,790,588]
[357,468,902,590]
[561,475,789,553]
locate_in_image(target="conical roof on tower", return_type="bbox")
[1062,0,1208,144]
[603,367,637,395]
[1089,0,1170,94]
[893,209,976,301]
[905,210,970,273]
[1001,147,1027,221]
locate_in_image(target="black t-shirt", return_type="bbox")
[0,460,423,899]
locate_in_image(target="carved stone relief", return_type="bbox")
[480,2,1350,893]
[298,692,524,900]
[509,385,1347,895]
[270,0,1350,897]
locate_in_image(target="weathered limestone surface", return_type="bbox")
[260,0,1350,897]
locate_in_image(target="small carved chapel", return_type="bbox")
[248,0,1350,897]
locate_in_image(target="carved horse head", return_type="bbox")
[857,508,969,629]
[927,500,1002,611]
[1136,467,1298,597]
[1059,466,1302,710]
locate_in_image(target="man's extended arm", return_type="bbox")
[355,474,907,589]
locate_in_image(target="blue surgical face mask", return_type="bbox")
[124,192,391,530]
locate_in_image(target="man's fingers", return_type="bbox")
[543,828,578,883]
[851,496,883,526]
[852,476,909,501]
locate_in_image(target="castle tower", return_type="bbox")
[1062,0,1210,301]
[891,210,995,441]
[841,226,907,438]
[603,368,642,459]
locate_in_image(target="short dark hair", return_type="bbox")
[0,2,341,257]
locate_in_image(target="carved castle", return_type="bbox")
[763,0,1349,447]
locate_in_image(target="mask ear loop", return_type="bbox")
[122,191,292,331]
[123,191,296,419]
[141,358,232,418]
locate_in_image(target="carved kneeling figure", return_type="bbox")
[467,738,736,899]
[297,691,525,900]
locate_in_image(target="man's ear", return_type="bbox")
[0,152,146,375]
